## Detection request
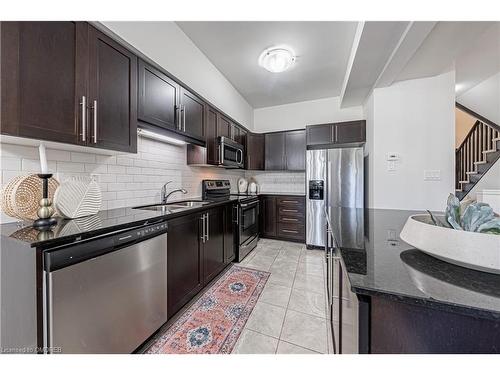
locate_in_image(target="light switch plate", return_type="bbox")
[424,170,441,181]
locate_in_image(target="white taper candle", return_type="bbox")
[39,143,48,174]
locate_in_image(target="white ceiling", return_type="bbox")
[177,21,499,109]
[176,21,358,108]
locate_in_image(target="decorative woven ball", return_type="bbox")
[1,174,59,220]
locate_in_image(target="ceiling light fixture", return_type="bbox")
[258,46,296,73]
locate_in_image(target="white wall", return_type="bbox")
[253,96,364,133]
[102,22,254,130]
[364,71,456,211]
[469,162,500,200]
[457,72,500,125]
[363,94,375,209]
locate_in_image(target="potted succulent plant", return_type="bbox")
[400,194,500,274]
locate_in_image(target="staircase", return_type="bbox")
[455,114,500,200]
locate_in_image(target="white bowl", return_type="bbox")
[400,215,500,275]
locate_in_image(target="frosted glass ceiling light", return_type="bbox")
[258,46,296,73]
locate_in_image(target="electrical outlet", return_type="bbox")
[424,170,441,181]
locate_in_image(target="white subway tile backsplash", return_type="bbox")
[2,157,22,171]
[70,152,96,163]
[107,165,126,174]
[56,161,85,173]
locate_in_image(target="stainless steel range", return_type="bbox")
[202,180,259,261]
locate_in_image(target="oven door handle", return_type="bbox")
[239,201,258,208]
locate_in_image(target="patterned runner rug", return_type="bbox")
[147,265,270,354]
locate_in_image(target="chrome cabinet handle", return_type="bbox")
[200,214,205,243]
[282,200,299,204]
[92,100,98,144]
[282,218,298,222]
[183,105,186,132]
[282,209,298,213]
[233,206,239,224]
[80,96,87,142]
[205,212,209,241]
[282,229,298,234]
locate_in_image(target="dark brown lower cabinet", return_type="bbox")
[203,207,225,285]
[167,204,233,319]
[167,213,203,318]
[260,195,305,242]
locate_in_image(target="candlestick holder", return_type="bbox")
[33,173,57,229]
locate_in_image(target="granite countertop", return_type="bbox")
[257,192,306,196]
[0,197,238,250]
[325,207,500,320]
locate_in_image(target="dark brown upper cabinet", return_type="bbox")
[179,87,205,141]
[88,26,137,153]
[265,130,305,171]
[138,59,179,132]
[285,130,306,171]
[334,120,366,144]
[265,132,286,170]
[205,106,219,165]
[246,133,265,170]
[217,113,231,139]
[1,22,137,153]
[306,120,366,146]
[1,22,88,145]
[237,127,247,147]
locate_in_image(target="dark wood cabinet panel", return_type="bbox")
[88,26,137,153]
[167,213,203,318]
[334,120,366,143]
[285,130,306,171]
[180,87,205,140]
[246,133,265,170]
[205,106,219,165]
[1,21,88,144]
[217,114,231,139]
[224,204,235,263]
[306,124,334,146]
[138,59,179,131]
[260,196,277,237]
[203,207,225,284]
[265,132,286,170]
[236,127,247,146]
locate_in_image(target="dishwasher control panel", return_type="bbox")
[119,222,168,243]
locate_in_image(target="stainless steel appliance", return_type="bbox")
[43,221,168,353]
[202,179,259,261]
[218,136,244,168]
[306,147,364,248]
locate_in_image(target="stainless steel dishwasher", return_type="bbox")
[43,221,168,354]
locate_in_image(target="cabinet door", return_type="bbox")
[306,124,334,146]
[265,132,286,170]
[217,113,231,138]
[231,124,240,142]
[167,213,203,318]
[180,87,205,140]
[203,207,225,284]
[88,26,137,153]
[205,106,219,165]
[246,133,265,170]
[260,196,277,237]
[224,204,236,263]
[138,59,179,131]
[237,127,247,146]
[334,120,366,144]
[1,21,87,144]
[285,130,306,170]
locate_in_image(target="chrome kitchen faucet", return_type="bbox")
[161,181,188,203]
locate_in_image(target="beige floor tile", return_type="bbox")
[259,282,292,308]
[243,254,276,272]
[254,246,280,258]
[267,268,296,287]
[232,329,278,354]
[276,340,319,354]
[245,301,286,338]
[270,259,298,274]
[280,310,328,353]
[293,273,325,294]
[296,261,324,277]
[288,288,326,318]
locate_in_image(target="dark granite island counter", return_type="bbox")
[325,207,500,354]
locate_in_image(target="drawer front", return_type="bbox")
[278,215,303,225]
[278,206,304,217]
[276,196,305,208]
[277,222,305,240]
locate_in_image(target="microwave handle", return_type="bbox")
[218,144,223,165]
[237,149,243,165]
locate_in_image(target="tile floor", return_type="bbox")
[232,238,331,354]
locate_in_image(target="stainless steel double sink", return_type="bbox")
[134,200,211,214]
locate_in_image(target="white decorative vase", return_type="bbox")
[400,215,500,274]
[54,177,102,219]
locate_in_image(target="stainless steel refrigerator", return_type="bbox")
[306,147,364,248]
